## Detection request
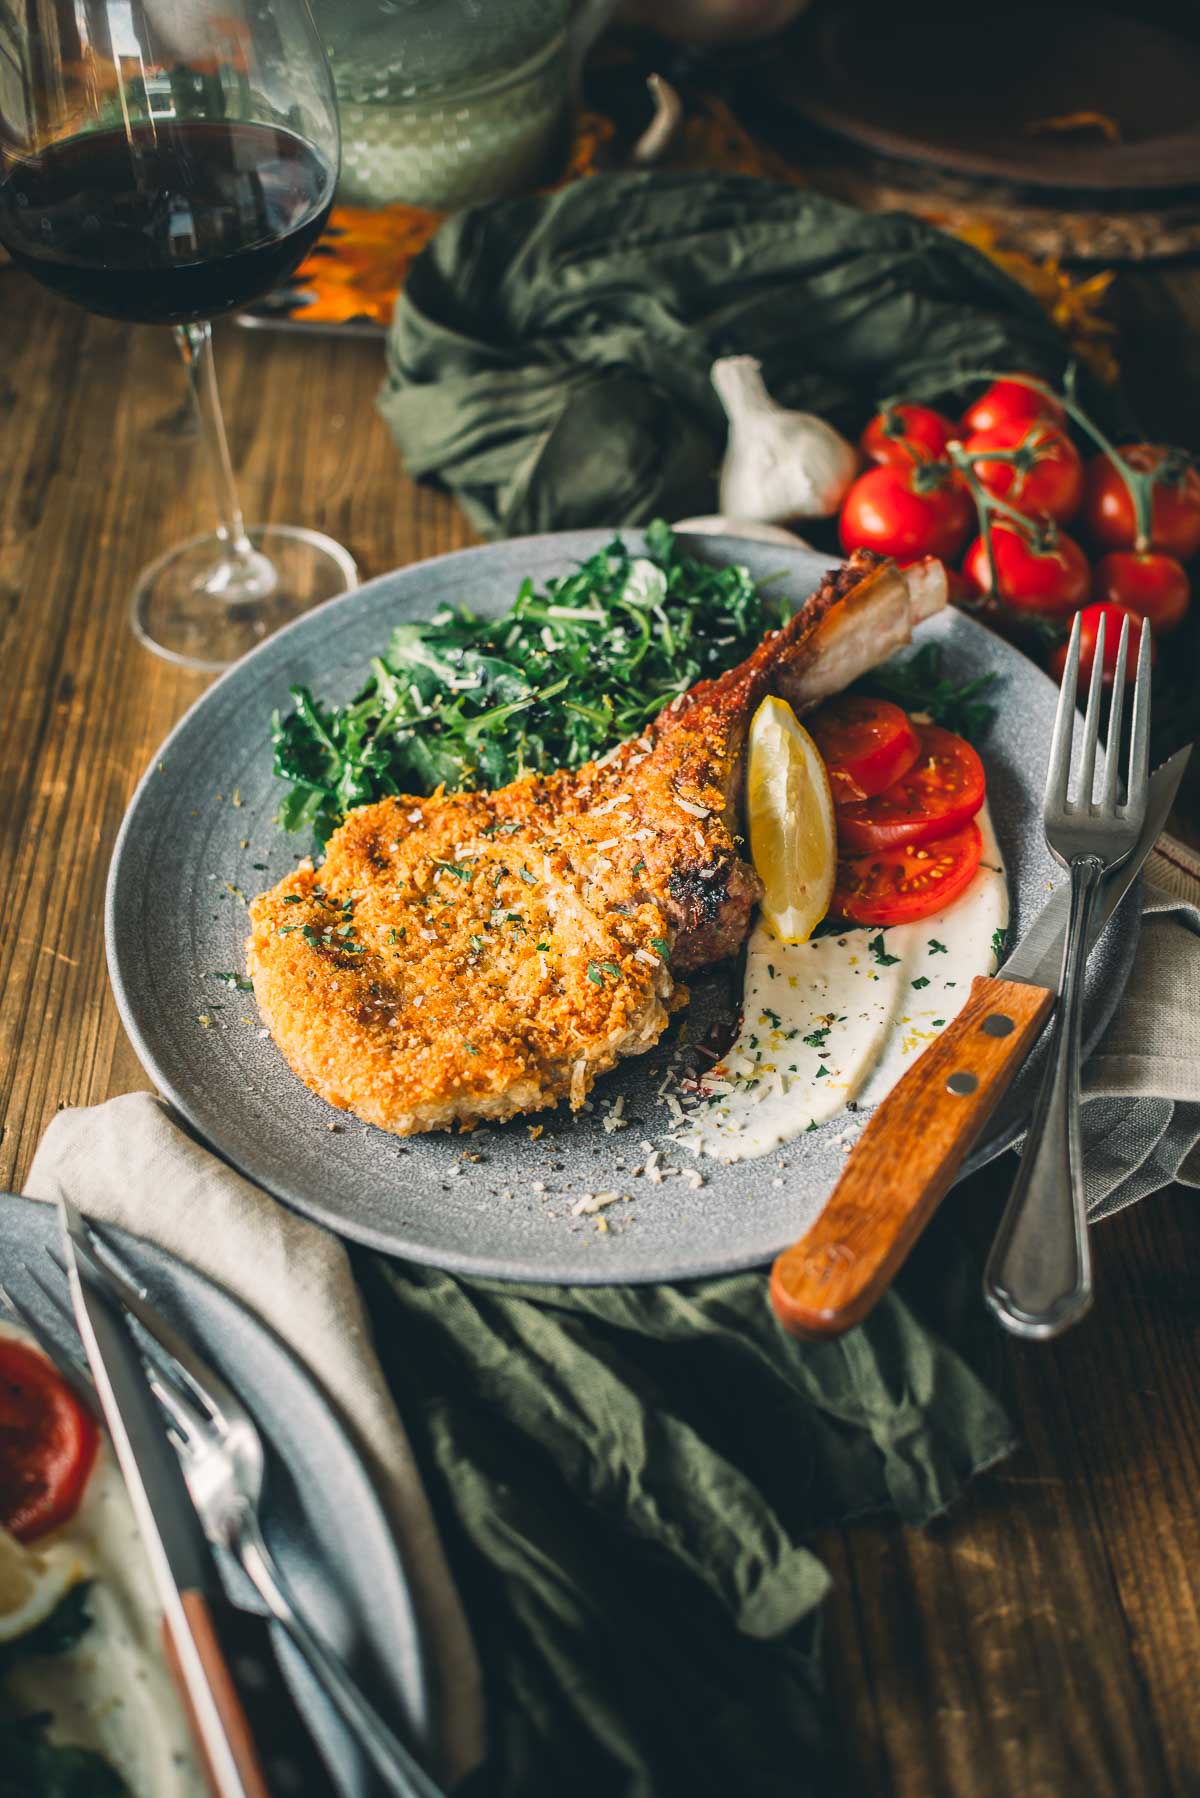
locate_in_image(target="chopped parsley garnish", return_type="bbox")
[932,1019,945,1027]
[276,923,299,936]
[861,642,999,743]
[434,860,473,882]
[587,960,622,985]
[211,972,253,990]
[761,1008,782,1028]
[815,1065,830,1079]
[802,1026,830,1049]
[928,938,948,954]
[632,858,646,875]
[869,933,900,967]
[806,1118,819,1132]
[912,975,930,990]
[518,865,537,885]
[282,894,302,904]
[269,522,787,847]
[465,1042,479,1055]
[650,936,670,957]
[991,926,1009,964]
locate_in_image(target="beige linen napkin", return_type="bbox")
[24,1090,485,1787]
[1076,833,1200,1217]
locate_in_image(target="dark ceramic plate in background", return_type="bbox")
[0,1193,433,1796]
[767,3,1200,199]
[106,532,1139,1284]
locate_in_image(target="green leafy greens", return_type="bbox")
[0,1585,130,1795]
[0,1715,128,1797]
[861,643,999,742]
[0,1585,94,1672]
[271,523,787,848]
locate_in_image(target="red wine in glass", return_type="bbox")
[0,3,357,669]
[0,120,334,324]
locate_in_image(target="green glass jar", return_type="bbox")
[312,0,576,208]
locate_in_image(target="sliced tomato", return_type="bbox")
[0,1337,99,1541]
[805,696,920,805]
[833,821,984,927]
[836,724,985,851]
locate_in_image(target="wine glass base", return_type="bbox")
[132,525,359,671]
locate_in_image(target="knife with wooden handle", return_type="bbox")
[61,1204,336,1798]
[769,745,1191,1341]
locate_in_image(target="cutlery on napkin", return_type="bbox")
[770,746,1192,1341]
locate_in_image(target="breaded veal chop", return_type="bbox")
[248,550,946,1134]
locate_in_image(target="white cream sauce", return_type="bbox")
[2,1329,204,1798]
[679,805,1008,1162]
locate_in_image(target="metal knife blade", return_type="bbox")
[1000,744,1191,990]
[60,1200,249,1798]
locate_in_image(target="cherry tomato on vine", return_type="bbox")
[832,821,983,927]
[961,521,1091,616]
[1049,602,1154,691]
[805,696,920,805]
[0,1337,99,1541]
[836,724,986,851]
[860,403,958,468]
[961,374,1066,437]
[1082,445,1200,560]
[964,418,1083,524]
[839,463,973,562]
[1091,550,1191,634]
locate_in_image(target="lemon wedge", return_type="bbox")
[746,696,837,943]
[0,1523,87,1646]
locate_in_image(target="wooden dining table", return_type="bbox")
[3,262,1199,1798]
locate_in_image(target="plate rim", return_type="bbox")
[105,533,1142,1283]
[0,1187,436,1766]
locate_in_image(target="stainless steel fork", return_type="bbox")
[983,610,1151,1339]
[6,1241,445,1798]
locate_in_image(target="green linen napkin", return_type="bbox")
[357,1211,1013,1798]
[378,171,1114,538]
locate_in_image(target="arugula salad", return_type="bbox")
[270,523,995,850]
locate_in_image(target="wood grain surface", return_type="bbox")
[3,271,1199,1798]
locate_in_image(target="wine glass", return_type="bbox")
[0,1,358,670]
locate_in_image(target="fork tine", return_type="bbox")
[1126,617,1152,819]
[50,1238,235,1428]
[1101,613,1131,816]
[145,1370,208,1453]
[46,1245,212,1434]
[1045,610,1082,818]
[1075,610,1107,809]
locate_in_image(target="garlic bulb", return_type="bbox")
[712,355,859,524]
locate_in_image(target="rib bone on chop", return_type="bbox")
[247,550,946,1135]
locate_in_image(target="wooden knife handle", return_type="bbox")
[770,976,1055,1340]
[164,1590,337,1798]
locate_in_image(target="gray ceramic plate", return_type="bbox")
[106,532,1139,1285]
[0,1193,433,1797]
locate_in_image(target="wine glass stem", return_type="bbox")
[174,320,254,559]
